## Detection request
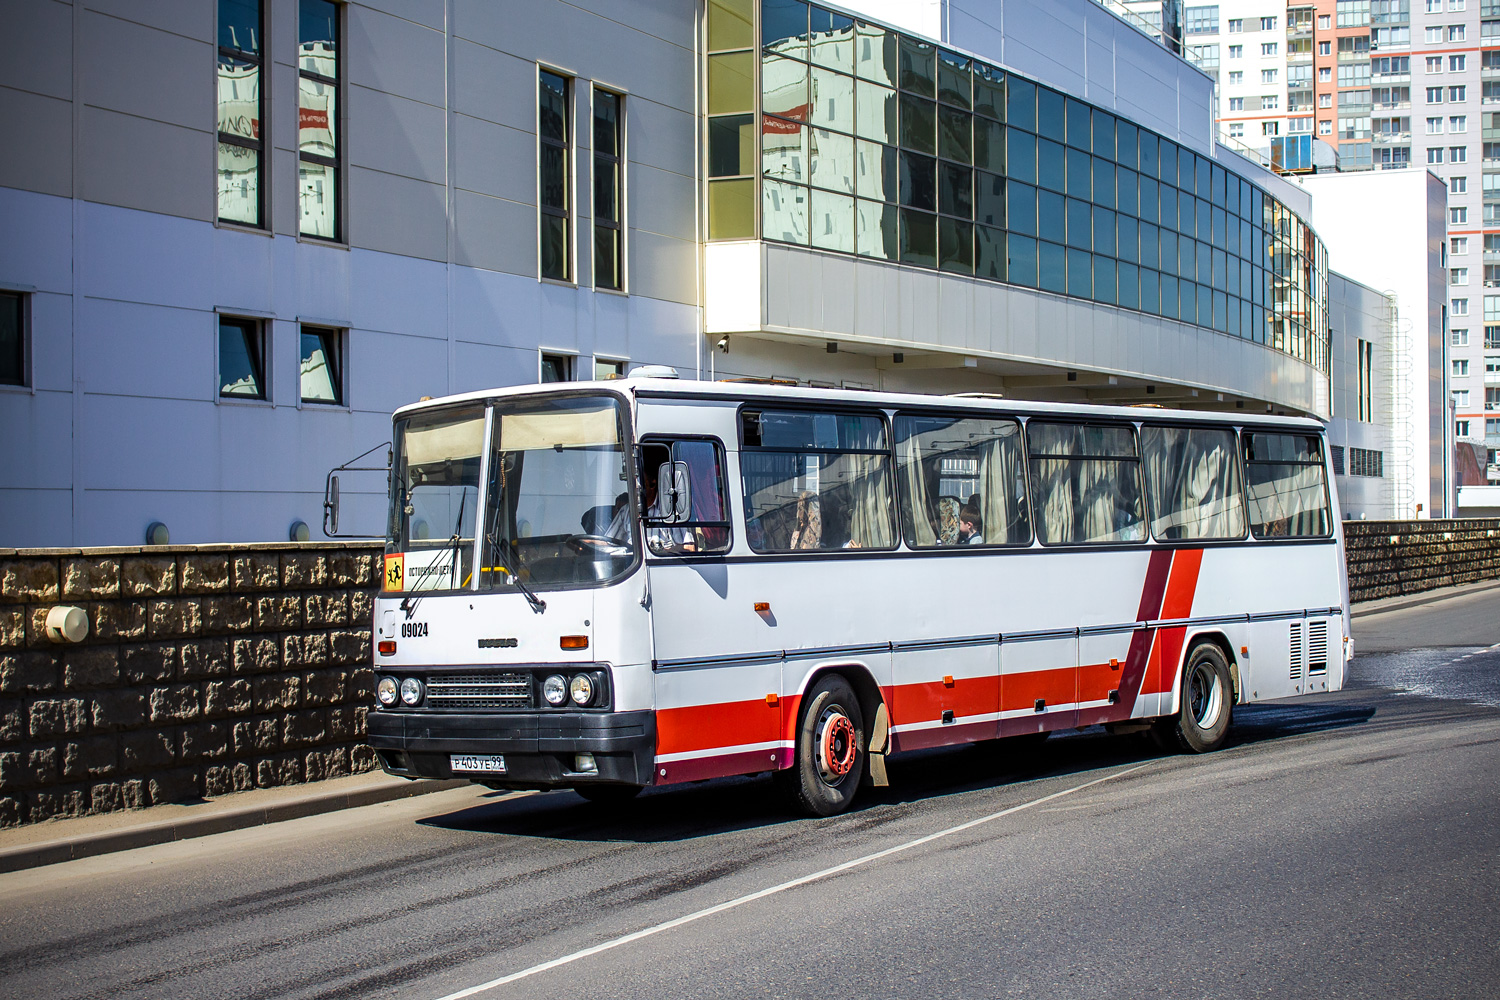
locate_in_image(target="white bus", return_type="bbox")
[366,376,1350,816]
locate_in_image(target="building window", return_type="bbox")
[219,317,266,399]
[540,352,573,382]
[1185,6,1219,34]
[1451,145,1468,162]
[1451,116,1468,133]
[217,0,263,227]
[0,291,25,387]
[1457,419,1471,437]
[1454,389,1471,407]
[299,325,342,404]
[1427,116,1444,133]
[1261,69,1278,84]
[1263,121,1280,136]
[593,88,624,291]
[1228,18,1243,32]
[1228,97,1245,111]
[1454,358,1471,376]
[1491,387,1500,410]
[1261,16,1277,30]
[594,358,625,379]
[1320,120,1333,135]
[1452,176,1468,194]
[1264,94,1280,109]
[1319,14,1331,28]
[539,69,571,281]
[1488,326,1500,348]
[1229,70,1245,84]
[1453,327,1469,346]
[1228,122,1245,137]
[1453,267,1470,285]
[1358,338,1374,422]
[1261,42,1278,56]
[1320,94,1333,109]
[298,0,340,241]
[1427,0,1443,10]
[1228,44,1243,59]
[1449,25,1466,42]
[1450,86,1467,103]
[1319,41,1331,55]
[1319,67,1332,83]
[1453,296,1470,315]
[1450,55,1467,72]
[1430,147,1445,163]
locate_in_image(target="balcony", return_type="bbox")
[1373,131,1411,143]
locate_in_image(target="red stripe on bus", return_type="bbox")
[656,698,781,757]
[656,747,787,785]
[1079,548,1173,726]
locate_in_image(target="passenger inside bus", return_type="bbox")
[957,502,984,545]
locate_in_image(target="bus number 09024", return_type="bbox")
[400,622,428,638]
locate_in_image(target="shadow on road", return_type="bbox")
[417,695,1380,844]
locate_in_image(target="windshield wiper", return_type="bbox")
[509,571,546,614]
[401,487,470,619]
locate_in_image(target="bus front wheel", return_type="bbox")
[780,675,865,817]
[1157,641,1233,753]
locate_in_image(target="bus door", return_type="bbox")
[1000,631,1078,736]
[640,438,781,783]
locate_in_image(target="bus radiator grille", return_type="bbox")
[425,672,533,710]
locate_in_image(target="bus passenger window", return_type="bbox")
[641,438,732,555]
[1141,425,1247,540]
[1242,432,1330,538]
[1027,422,1145,545]
[893,413,1031,547]
[740,409,896,552]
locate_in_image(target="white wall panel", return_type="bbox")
[84,202,214,311]
[348,248,448,339]
[0,188,72,292]
[346,166,448,262]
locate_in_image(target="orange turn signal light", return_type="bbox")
[766,693,779,707]
[378,640,396,656]
[559,635,589,650]
[942,675,955,688]
[754,602,770,613]
[1241,645,1249,656]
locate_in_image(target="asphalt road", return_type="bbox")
[2,591,1498,1000]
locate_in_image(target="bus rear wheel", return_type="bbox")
[1158,641,1233,753]
[780,675,865,817]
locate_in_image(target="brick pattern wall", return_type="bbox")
[1344,520,1500,604]
[0,543,384,827]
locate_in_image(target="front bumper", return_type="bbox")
[367,708,656,788]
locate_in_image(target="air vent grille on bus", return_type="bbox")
[425,671,532,710]
[1289,622,1303,681]
[1308,620,1328,675]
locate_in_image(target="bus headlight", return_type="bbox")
[377,676,398,706]
[543,674,568,706]
[570,674,594,706]
[399,677,424,706]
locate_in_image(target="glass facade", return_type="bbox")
[706,0,1331,374]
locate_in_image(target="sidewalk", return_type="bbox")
[1350,577,1500,618]
[0,770,467,875]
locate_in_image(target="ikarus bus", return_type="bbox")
[367,374,1351,816]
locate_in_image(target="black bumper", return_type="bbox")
[367,709,656,788]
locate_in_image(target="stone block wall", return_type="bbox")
[1344,519,1500,604]
[0,543,384,827]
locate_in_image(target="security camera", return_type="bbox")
[717,337,729,353]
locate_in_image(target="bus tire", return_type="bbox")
[781,675,865,817]
[1165,641,1233,753]
[574,784,643,804]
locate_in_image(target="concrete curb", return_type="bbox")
[0,776,468,875]
[1351,578,1500,619]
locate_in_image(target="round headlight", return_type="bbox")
[376,676,398,706]
[399,677,423,706]
[542,674,568,706]
[570,674,594,706]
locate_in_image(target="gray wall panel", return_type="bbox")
[452,114,533,202]
[346,165,447,261]
[347,83,447,184]
[0,0,73,100]
[83,9,213,130]
[346,4,446,108]
[628,162,694,242]
[452,187,537,278]
[88,0,213,41]
[353,0,447,32]
[624,99,696,186]
[0,88,72,198]
[450,38,535,131]
[626,230,696,305]
[80,107,213,220]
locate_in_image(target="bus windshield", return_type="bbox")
[478,395,635,592]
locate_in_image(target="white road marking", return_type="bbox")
[428,762,1153,999]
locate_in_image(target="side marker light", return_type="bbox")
[560,635,589,650]
[378,640,396,656]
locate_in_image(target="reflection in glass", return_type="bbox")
[1093,206,1115,257]
[1038,188,1064,240]
[1007,128,1036,184]
[1117,214,1137,263]
[300,328,340,404]
[1138,175,1158,224]
[217,142,260,226]
[217,56,260,143]
[810,65,854,132]
[298,158,336,240]
[1092,110,1115,160]
[899,36,935,96]
[1093,256,1115,305]
[1160,274,1178,319]
[1066,148,1090,199]
[1116,121,1138,170]
[857,140,898,201]
[1007,180,1036,236]
[1039,138,1065,193]
[1196,197,1211,242]
[763,178,808,243]
[810,128,855,193]
[809,6,854,71]
[763,116,808,181]
[974,63,1003,120]
[900,209,937,266]
[1178,147,1195,195]
[975,171,1004,227]
[856,198,898,258]
[763,0,809,57]
[1007,233,1037,287]
[939,162,972,218]
[708,52,755,114]
[1139,131,1159,178]
[899,92,936,153]
[1037,87,1065,142]
[976,225,1005,279]
[764,55,810,120]
[708,0,754,51]
[939,218,973,273]
[1160,185,1177,233]
[1159,140,1177,186]
[298,74,336,157]
[1118,262,1139,310]
[709,114,755,176]
[1067,248,1091,298]
[1039,240,1065,293]
[855,20,897,85]
[899,150,936,210]
[1066,198,1090,250]
[1066,98,1090,150]
[855,80,897,142]
[220,0,261,53]
[1158,230,1177,277]
[1092,157,1114,209]
[938,106,971,163]
[937,50,971,108]
[219,318,263,398]
[1007,76,1036,132]
[810,188,855,252]
[1140,268,1159,314]
[974,118,1004,173]
[1139,221,1159,268]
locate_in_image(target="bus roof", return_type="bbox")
[392,377,1327,432]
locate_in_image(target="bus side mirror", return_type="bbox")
[323,475,341,535]
[654,462,692,523]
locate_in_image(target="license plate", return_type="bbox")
[450,754,506,774]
